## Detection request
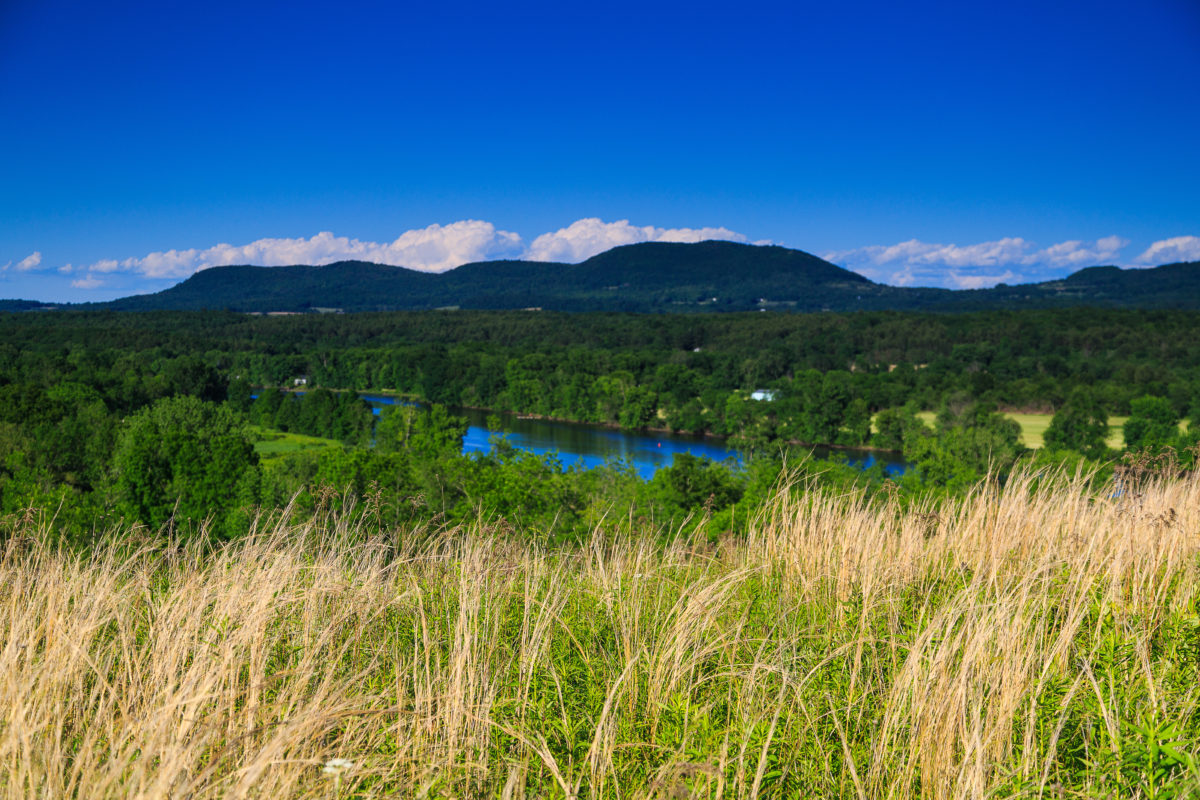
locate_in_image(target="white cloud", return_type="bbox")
[824,235,1131,288]
[1035,235,1128,268]
[947,270,1019,290]
[1,251,42,272]
[1135,236,1200,265]
[62,218,755,288]
[16,252,42,271]
[524,218,749,263]
[70,275,105,289]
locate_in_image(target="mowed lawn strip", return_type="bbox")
[912,411,1191,450]
[1006,413,1187,450]
[915,411,1115,449]
[249,426,344,459]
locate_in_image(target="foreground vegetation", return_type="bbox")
[3,467,1199,798]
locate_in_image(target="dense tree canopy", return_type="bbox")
[1,306,1196,545]
[112,396,259,536]
[1044,389,1109,459]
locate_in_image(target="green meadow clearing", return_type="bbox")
[1001,413,1188,450]
[1003,412,1132,449]
[249,426,344,459]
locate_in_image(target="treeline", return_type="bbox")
[4,308,1200,420]
[6,307,1200,454]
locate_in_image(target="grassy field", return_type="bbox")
[999,412,1137,449]
[1002,412,1053,449]
[999,414,1186,450]
[249,425,344,459]
[914,411,1132,449]
[3,469,1199,798]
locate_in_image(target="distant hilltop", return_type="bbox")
[4,240,1200,313]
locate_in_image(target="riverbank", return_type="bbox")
[271,385,907,457]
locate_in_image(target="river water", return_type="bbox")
[359,394,909,480]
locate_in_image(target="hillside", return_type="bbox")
[927,260,1200,310]
[5,241,1200,313]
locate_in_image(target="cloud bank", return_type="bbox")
[69,222,525,281]
[823,235,1135,288]
[54,218,755,289]
[14,222,1199,293]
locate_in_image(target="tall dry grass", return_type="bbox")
[2,469,1199,798]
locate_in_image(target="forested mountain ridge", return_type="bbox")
[98,241,901,312]
[4,240,1199,312]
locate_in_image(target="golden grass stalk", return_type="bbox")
[1,466,1198,798]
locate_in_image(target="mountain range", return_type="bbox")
[4,241,1199,313]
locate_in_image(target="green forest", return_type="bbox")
[2,307,1199,545]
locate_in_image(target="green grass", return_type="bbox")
[1004,412,1053,448]
[1107,415,1129,449]
[1008,413,1188,450]
[249,425,344,459]
[914,411,1143,449]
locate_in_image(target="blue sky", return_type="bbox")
[2,0,1198,301]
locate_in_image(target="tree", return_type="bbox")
[653,363,700,408]
[649,453,742,513]
[409,405,469,460]
[812,371,853,444]
[1123,395,1178,452]
[250,388,283,427]
[158,355,226,402]
[274,393,302,432]
[112,396,259,536]
[330,390,375,445]
[788,370,854,445]
[723,392,773,453]
[3,382,117,491]
[904,401,1025,490]
[618,385,658,430]
[841,398,872,446]
[227,376,254,414]
[593,371,638,425]
[297,387,337,437]
[666,398,707,434]
[375,405,419,453]
[1044,388,1109,458]
[376,404,467,461]
[872,404,925,452]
